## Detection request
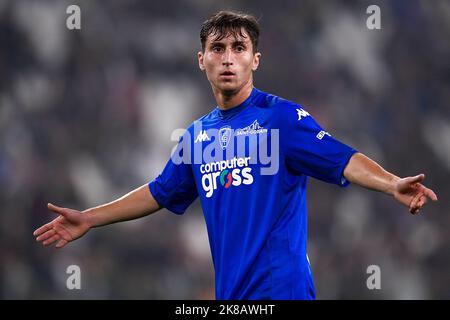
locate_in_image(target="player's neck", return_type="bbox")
[214,82,253,110]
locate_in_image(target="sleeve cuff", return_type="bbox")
[148,181,186,215]
[338,149,358,188]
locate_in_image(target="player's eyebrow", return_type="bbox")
[209,39,248,48]
[232,41,247,47]
[210,41,226,47]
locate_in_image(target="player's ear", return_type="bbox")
[198,51,205,71]
[252,52,261,71]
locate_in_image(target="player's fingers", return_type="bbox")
[418,195,428,208]
[43,234,61,246]
[419,195,428,207]
[407,174,425,187]
[36,229,56,242]
[33,223,53,237]
[424,188,438,201]
[55,239,68,249]
[410,205,419,214]
[409,193,422,213]
[412,193,428,214]
[47,203,69,217]
[410,198,422,214]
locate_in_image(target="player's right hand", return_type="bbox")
[33,203,91,249]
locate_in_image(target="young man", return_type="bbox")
[33,11,438,299]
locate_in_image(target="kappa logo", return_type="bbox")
[194,130,210,143]
[236,120,267,136]
[296,108,310,121]
[219,126,232,150]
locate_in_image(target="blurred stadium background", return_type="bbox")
[1,0,449,299]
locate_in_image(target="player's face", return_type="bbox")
[198,28,260,95]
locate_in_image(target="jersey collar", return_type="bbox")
[215,87,259,120]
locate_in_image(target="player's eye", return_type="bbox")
[235,45,245,52]
[212,46,223,53]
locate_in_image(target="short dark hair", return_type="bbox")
[200,11,260,52]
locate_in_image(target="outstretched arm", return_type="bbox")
[343,153,438,214]
[33,184,161,248]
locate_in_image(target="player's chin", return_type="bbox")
[217,77,236,84]
[217,80,239,92]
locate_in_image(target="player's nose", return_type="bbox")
[222,48,234,66]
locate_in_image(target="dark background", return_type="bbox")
[1,0,449,299]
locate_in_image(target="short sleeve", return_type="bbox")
[148,136,198,215]
[282,104,358,187]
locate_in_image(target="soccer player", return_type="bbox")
[33,11,438,299]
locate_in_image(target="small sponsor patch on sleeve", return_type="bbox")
[316,130,331,140]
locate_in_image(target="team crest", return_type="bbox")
[218,126,232,150]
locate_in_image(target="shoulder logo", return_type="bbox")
[194,130,210,143]
[296,108,310,121]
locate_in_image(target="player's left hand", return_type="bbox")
[393,174,438,214]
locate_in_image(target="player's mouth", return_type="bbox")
[219,71,236,78]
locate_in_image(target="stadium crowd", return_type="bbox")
[1,0,449,299]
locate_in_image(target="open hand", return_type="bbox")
[393,174,438,214]
[33,203,91,248]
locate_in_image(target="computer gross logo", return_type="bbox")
[200,156,254,198]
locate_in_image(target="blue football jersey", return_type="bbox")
[149,87,357,299]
